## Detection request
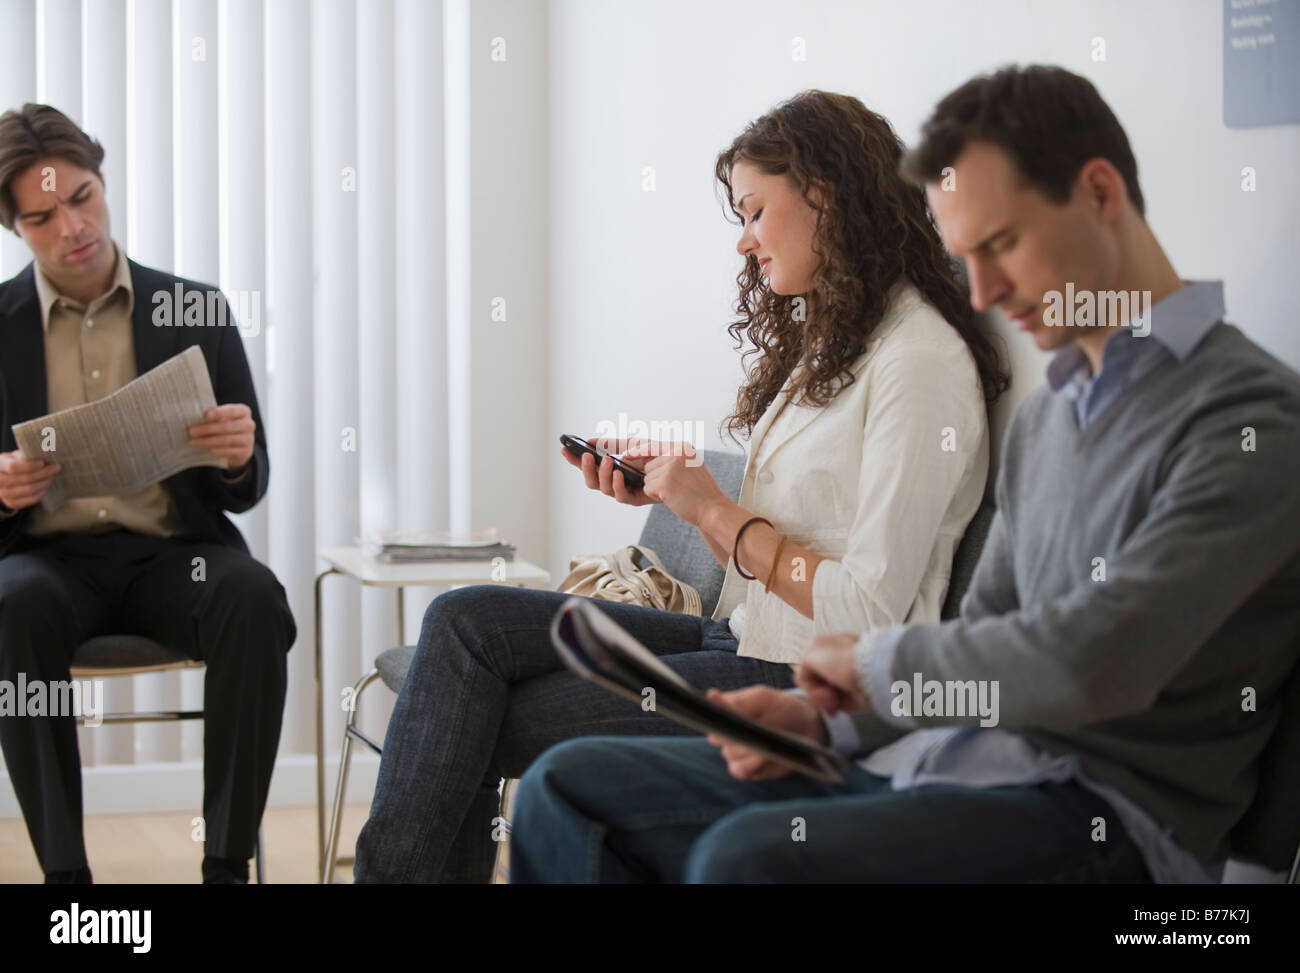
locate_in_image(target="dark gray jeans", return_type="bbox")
[353,585,794,883]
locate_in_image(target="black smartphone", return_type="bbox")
[559,434,646,489]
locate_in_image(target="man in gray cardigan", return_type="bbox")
[505,65,1300,883]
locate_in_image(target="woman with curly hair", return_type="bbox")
[354,89,1009,883]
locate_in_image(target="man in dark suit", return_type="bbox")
[0,103,295,884]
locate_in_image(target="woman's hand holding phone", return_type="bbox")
[623,439,730,527]
[561,435,731,527]
[560,435,656,507]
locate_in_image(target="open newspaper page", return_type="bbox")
[10,345,227,510]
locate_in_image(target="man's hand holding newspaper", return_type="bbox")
[1,346,255,513]
[187,403,256,472]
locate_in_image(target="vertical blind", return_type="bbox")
[0,0,453,789]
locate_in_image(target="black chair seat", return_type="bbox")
[71,635,195,670]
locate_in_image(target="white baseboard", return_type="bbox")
[0,751,380,820]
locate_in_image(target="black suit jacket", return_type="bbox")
[0,258,270,557]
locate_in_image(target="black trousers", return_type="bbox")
[0,529,295,873]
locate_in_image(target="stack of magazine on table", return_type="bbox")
[363,528,516,564]
[549,597,849,784]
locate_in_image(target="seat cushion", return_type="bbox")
[376,645,418,693]
[71,635,194,669]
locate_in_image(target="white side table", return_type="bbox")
[313,547,550,877]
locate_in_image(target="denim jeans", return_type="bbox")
[353,585,794,883]
[509,736,1154,883]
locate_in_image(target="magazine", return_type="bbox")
[549,597,849,784]
[361,528,516,563]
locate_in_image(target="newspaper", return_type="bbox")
[10,345,227,511]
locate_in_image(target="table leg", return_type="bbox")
[314,567,341,882]
[397,586,406,646]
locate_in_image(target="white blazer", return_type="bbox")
[715,280,990,665]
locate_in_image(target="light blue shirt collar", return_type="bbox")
[1046,280,1226,392]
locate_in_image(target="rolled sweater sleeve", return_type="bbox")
[810,339,985,636]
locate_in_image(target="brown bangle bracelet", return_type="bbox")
[764,535,788,593]
[733,516,773,580]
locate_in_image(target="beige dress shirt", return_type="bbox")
[25,242,187,537]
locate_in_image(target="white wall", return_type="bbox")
[462,0,552,569]
[546,0,1300,579]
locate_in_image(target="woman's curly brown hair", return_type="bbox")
[716,90,1009,439]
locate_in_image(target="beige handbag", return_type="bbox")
[558,544,702,616]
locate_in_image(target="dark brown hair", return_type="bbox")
[716,90,1008,440]
[901,64,1145,216]
[0,103,105,230]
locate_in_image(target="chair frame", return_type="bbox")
[70,652,266,884]
[322,667,383,883]
[321,663,516,884]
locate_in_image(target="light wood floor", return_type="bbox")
[0,802,373,884]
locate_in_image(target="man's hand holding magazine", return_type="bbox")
[549,599,849,783]
[704,686,828,781]
[707,632,871,781]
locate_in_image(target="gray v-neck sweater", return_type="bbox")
[868,321,1300,867]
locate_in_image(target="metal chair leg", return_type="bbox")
[323,668,382,883]
[492,778,518,884]
[254,827,266,884]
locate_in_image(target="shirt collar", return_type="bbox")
[1046,280,1225,393]
[32,240,134,334]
